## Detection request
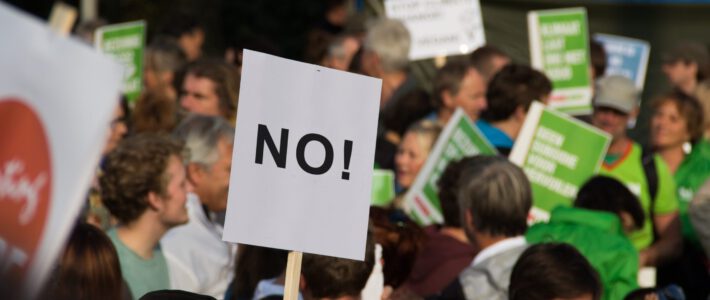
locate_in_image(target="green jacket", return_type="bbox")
[675,139,710,243]
[526,207,639,300]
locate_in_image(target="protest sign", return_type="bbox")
[510,102,610,220]
[404,108,497,225]
[0,3,123,298]
[594,33,651,90]
[528,8,592,115]
[95,21,145,103]
[223,50,381,261]
[371,169,396,207]
[385,0,485,61]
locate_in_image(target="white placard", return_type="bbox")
[385,0,486,61]
[0,3,123,298]
[223,50,381,261]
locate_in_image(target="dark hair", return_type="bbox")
[662,42,710,81]
[184,59,240,121]
[651,89,705,145]
[575,176,645,230]
[301,230,375,298]
[369,207,425,288]
[437,157,474,227]
[101,133,185,223]
[229,245,288,300]
[433,60,473,109]
[509,243,602,300]
[44,222,124,300]
[132,90,178,134]
[470,45,510,81]
[481,64,552,122]
[159,12,202,38]
[589,39,607,80]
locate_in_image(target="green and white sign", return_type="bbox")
[510,102,610,221]
[95,21,145,103]
[371,169,395,207]
[528,8,592,115]
[404,108,497,225]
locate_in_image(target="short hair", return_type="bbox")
[470,45,510,81]
[403,119,443,155]
[662,41,710,81]
[457,155,531,237]
[589,39,607,80]
[437,156,475,227]
[146,36,187,74]
[173,114,234,167]
[231,245,288,300]
[302,230,375,298]
[132,90,178,134]
[509,243,602,300]
[481,64,552,122]
[101,133,185,224]
[575,176,645,230]
[363,19,411,72]
[184,59,240,121]
[651,89,705,145]
[433,60,473,109]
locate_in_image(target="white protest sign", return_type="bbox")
[0,3,123,298]
[223,50,381,261]
[385,0,486,61]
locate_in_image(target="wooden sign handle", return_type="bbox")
[283,251,303,300]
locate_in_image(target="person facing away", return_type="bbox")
[101,133,192,299]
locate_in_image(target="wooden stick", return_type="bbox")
[283,251,303,300]
[48,2,77,36]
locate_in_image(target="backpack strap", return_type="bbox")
[641,146,658,223]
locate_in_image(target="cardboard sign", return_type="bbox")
[371,169,395,207]
[594,33,651,90]
[404,109,497,225]
[95,21,145,103]
[0,3,123,298]
[222,50,381,261]
[510,102,610,220]
[528,8,592,115]
[385,0,485,61]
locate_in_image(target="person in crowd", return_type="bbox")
[526,176,643,300]
[144,36,187,101]
[161,115,237,298]
[394,120,442,205]
[227,245,289,300]
[132,89,179,134]
[74,18,107,45]
[662,42,710,138]
[591,75,681,267]
[590,39,607,82]
[469,45,510,84]
[100,133,191,299]
[322,34,361,71]
[41,222,129,300]
[180,59,240,123]
[430,60,487,125]
[403,157,478,298]
[159,12,205,62]
[456,155,531,300]
[508,243,602,300]
[477,64,552,155]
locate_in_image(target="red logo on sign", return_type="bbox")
[0,99,52,285]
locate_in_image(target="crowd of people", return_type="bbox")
[28,1,710,300]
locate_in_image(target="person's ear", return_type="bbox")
[299,274,307,292]
[630,106,640,120]
[514,105,527,122]
[146,191,163,212]
[441,90,455,109]
[186,163,204,185]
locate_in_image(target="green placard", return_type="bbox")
[510,102,610,218]
[95,21,145,103]
[371,169,395,207]
[404,109,498,225]
[528,8,592,115]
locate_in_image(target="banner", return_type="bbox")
[95,21,145,103]
[528,8,592,115]
[510,102,610,221]
[223,50,381,261]
[371,169,395,207]
[594,33,651,91]
[404,108,497,225]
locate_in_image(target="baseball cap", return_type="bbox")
[593,75,639,114]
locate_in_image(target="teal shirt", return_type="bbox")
[526,207,639,300]
[108,229,170,299]
[675,139,710,243]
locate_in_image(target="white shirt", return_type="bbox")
[162,193,237,299]
[471,236,526,266]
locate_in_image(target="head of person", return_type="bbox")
[160,13,204,62]
[575,176,645,234]
[180,59,240,121]
[132,89,178,134]
[74,18,107,45]
[101,133,190,229]
[650,90,704,151]
[323,34,361,71]
[469,45,511,83]
[144,36,187,97]
[457,155,531,248]
[369,207,425,289]
[173,114,234,212]
[301,230,375,300]
[591,75,639,142]
[433,60,487,121]
[231,245,289,300]
[395,120,442,189]
[42,222,124,300]
[361,18,411,77]
[509,243,602,300]
[102,97,130,156]
[589,39,607,82]
[480,64,552,125]
[662,42,710,87]
[437,156,475,228]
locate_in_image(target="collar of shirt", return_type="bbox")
[471,236,526,266]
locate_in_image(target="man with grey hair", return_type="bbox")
[161,114,237,298]
[456,155,531,300]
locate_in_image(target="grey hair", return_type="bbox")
[146,35,187,73]
[173,114,234,167]
[457,155,531,237]
[364,18,411,72]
